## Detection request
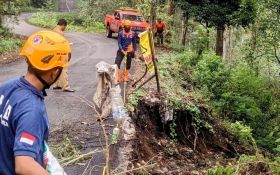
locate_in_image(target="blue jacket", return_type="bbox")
[118,30,137,52]
[0,77,49,174]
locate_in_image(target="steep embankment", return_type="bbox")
[118,49,280,174]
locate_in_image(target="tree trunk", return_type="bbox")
[216,26,224,57]
[168,0,175,16]
[0,16,2,28]
[223,26,229,60]
[181,18,188,46]
[206,21,210,50]
[150,0,157,28]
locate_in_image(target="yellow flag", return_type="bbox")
[139,31,155,73]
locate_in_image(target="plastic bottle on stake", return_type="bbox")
[111,86,127,123]
[111,127,120,144]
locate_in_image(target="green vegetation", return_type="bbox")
[0,37,23,54]
[175,0,256,56]
[159,49,280,153]
[0,0,279,173]
[29,12,105,33]
[206,155,280,175]
[0,0,29,28]
[158,48,280,174]
[126,88,145,110]
[0,28,23,54]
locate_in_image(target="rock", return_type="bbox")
[198,160,206,167]
[140,160,146,165]
[188,164,196,170]
[135,163,142,168]
[160,139,168,145]
[190,170,200,175]
[150,97,160,103]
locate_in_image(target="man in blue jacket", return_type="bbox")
[115,20,137,82]
[0,31,71,174]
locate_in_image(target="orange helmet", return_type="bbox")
[19,30,71,71]
[124,20,132,27]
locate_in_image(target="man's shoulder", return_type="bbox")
[0,78,18,88]
[53,26,64,36]
[12,90,46,122]
[1,79,43,107]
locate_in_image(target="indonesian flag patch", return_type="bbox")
[20,132,36,145]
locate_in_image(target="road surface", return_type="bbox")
[1,14,117,174]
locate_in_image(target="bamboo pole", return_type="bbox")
[148,29,161,92]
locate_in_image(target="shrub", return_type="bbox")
[229,121,256,148]
[29,12,105,33]
[206,166,235,175]
[161,50,280,153]
[0,37,23,54]
[193,52,230,100]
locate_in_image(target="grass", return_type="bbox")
[126,88,145,110]
[206,155,280,175]
[0,36,23,54]
[28,12,105,33]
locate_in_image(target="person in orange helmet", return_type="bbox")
[115,20,137,83]
[0,31,71,174]
[52,18,75,92]
[154,18,166,45]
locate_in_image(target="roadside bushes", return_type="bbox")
[159,50,280,153]
[0,31,23,54]
[193,52,280,152]
[206,155,280,175]
[29,12,104,32]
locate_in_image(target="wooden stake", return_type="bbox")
[148,29,161,92]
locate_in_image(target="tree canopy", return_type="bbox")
[174,0,256,56]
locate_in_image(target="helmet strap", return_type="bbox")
[35,74,50,96]
[34,68,63,96]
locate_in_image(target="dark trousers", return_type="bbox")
[155,31,164,44]
[115,50,134,70]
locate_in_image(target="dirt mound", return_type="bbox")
[129,97,254,174]
[239,161,272,175]
[0,52,20,64]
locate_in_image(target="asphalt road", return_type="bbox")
[1,14,117,123]
[1,14,117,174]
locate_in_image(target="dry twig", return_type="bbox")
[62,149,103,166]
[70,95,111,175]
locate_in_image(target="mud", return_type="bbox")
[129,97,252,174]
[123,46,257,174]
[0,51,20,65]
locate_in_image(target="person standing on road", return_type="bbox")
[0,31,71,174]
[154,18,166,45]
[53,18,75,92]
[115,20,137,83]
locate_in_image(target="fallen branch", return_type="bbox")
[70,95,111,175]
[81,154,95,175]
[112,163,156,175]
[62,149,103,166]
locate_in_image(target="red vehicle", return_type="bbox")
[104,9,149,38]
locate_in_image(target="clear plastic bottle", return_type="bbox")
[110,86,127,123]
[43,141,67,175]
